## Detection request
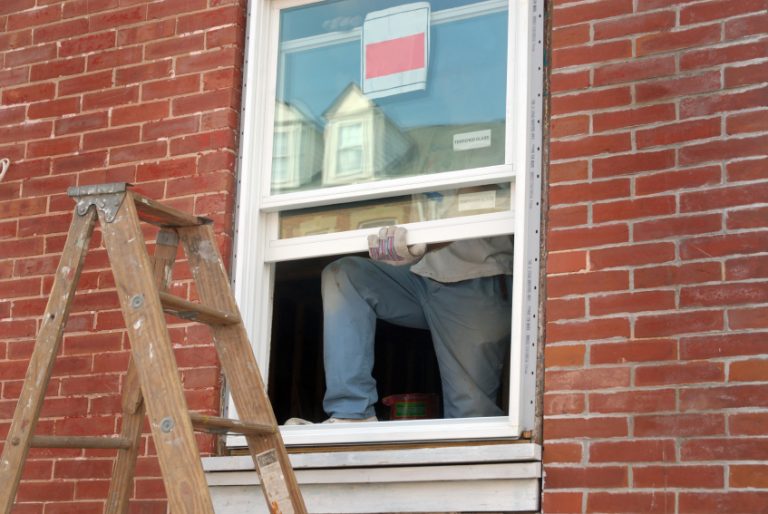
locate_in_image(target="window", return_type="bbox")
[233,0,543,446]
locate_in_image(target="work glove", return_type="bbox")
[367,226,426,266]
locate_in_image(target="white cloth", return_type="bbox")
[410,236,514,283]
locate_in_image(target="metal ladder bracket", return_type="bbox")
[68,182,130,223]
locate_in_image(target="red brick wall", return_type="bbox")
[544,0,768,512]
[0,0,244,511]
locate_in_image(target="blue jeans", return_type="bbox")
[321,256,511,419]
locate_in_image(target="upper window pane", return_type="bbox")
[271,0,509,194]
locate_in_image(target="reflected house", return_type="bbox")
[321,83,413,186]
[271,101,324,192]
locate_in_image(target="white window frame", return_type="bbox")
[231,0,543,447]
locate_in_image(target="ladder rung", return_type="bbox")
[30,435,132,450]
[189,413,275,436]
[132,192,211,228]
[159,291,240,325]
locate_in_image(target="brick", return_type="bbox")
[731,465,768,488]
[593,336,677,363]
[681,40,768,71]
[551,87,631,115]
[588,492,675,514]
[680,135,768,166]
[146,34,205,60]
[592,150,675,178]
[636,413,725,437]
[544,465,628,488]
[593,196,675,223]
[635,262,722,289]
[2,83,55,104]
[551,70,590,93]
[547,367,629,391]
[547,318,630,343]
[59,31,115,57]
[552,24,590,48]
[635,214,723,242]
[682,282,768,308]
[681,86,768,119]
[147,0,207,19]
[685,183,768,213]
[28,97,81,119]
[0,30,32,52]
[55,459,113,479]
[593,104,676,132]
[543,443,582,464]
[0,68,30,89]
[726,12,768,39]
[83,126,140,150]
[636,70,721,103]
[552,40,632,68]
[546,251,588,275]
[60,70,114,97]
[551,115,589,138]
[549,224,629,252]
[5,43,57,67]
[206,25,242,49]
[549,160,588,183]
[33,18,88,44]
[52,151,108,174]
[635,310,724,337]
[549,180,631,205]
[178,5,239,34]
[115,60,172,86]
[589,388,676,414]
[173,90,234,116]
[594,56,676,86]
[21,175,77,198]
[681,0,768,25]
[681,384,768,411]
[548,270,628,297]
[0,106,26,127]
[728,110,768,135]
[142,116,200,141]
[109,141,167,165]
[111,101,169,126]
[591,291,676,316]
[728,157,767,182]
[89,5,147,31]
[636,166,722,196]
[16,482,74,502]
[553,0,633,27]
[680,492,768,513]
[544,393,585,415]
[170,130,234,155]
[682,438,768,462]
[118,18,175,45]
[544,344,586,367]
[142,76,200,101]
[176,47,239,75]
[590,440,675,463]
[548,205,588,228]
[730,413,768,435]
[682,232,768,260]
[637,361,724,386]
[638,118,721,149]
[591,242,675,270]
[87,46,143,71]
[136,158,197,182]
[30,57,85,81]
[82,85,139,110]
[730,306,768,329]
[635,465,724,488]
[726,62,768,88]
[730,359,768,382]
[594,11,675,40]
[681,332,768,360]
[27,136,80,158]
[637,25,721,57]
[0,0,35,17]
[55,112,109,136]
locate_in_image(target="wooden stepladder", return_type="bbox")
[0,183,307,514]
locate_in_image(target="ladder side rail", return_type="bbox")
[106,228,180,514]
[0,208,98,514]
[100,196,215,514]
[178,224,308,514]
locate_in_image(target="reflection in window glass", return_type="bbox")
[271,0,508,193]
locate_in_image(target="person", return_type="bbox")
[288,225,513,424]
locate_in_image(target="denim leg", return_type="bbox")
[422,276,511,418]
[321,256,429,419]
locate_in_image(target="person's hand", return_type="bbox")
[367,226,426,266]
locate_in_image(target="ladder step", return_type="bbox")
[30,435,132,450]
[189,413,275,437]
[132,192,211,228]
[159,291,240,325]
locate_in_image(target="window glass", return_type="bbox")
[271,0,509,194]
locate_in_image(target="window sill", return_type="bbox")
[203,442,541,513]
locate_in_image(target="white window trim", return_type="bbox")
[230,0,544,448]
